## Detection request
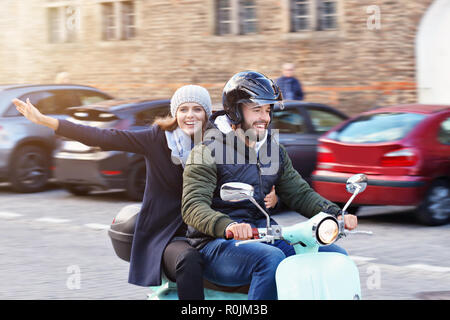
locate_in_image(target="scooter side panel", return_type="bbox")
[276,252,361,300]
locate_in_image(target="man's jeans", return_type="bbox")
[199,219,348,300]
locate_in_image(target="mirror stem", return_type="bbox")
[248,197,272,232]
[342,186,361,214]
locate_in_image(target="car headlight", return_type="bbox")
[316,218,339,245]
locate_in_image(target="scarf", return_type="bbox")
[165,127,194,168]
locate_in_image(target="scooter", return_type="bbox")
[108,173,372,300]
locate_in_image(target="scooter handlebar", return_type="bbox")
[225,228,260,240]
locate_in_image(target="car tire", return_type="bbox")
[65,185,91,196]
[415,180,450,226]
[126,161,146,201]
[10,145,51,193]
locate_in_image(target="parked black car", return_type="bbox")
[0,84,113,192]
[53,98,170,200]
[271,101,349,185]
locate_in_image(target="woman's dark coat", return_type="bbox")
[56,120,185,286]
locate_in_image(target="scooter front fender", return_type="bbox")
[276,252,361,300]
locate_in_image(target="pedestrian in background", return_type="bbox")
[276,63,304,101]
[55,71,70,84]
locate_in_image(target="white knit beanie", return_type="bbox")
[170,85,212,118]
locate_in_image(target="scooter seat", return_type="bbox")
[203,279,249,294]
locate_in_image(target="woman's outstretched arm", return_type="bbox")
[12,98,155,155]
[13,98,59,130]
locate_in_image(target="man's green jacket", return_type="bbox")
[181,138,341,248]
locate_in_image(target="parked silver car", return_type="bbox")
[0,84,113,192]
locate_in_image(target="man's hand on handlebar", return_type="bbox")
[225,223,253,240]
[338,214,358,231]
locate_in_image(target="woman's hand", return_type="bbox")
[12,98,59,130]
[264,185,278,209]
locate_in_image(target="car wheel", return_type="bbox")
[415,180,450,226]
[65,185,91,196]
[126,161,146,201]
[10,146,51,193]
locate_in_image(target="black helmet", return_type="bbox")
[222,71,283,125]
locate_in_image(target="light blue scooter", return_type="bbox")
[145,173,372,300]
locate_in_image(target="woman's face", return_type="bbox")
[176,102,207,136]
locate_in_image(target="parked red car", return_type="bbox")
[312,104,450,226]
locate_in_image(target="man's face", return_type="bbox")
[240,103,271,140]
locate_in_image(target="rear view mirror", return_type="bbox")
[220,182,254,202]
[346,174,368,194]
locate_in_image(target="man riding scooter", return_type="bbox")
[181,71,358,300]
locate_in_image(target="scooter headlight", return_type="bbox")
[316,218,339,245]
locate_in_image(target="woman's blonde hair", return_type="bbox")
[153,115,178,131]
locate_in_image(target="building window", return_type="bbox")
[102,3,116,40]
[47,5,80,43]
[217,0,233,35]
[101,1,136,41]
[291,0,312,31]
[290,0,338,32]
[240,0,257,34]
[318,0,338,30]
[121,1,136,39]
[216,0,257,35]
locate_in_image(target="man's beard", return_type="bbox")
[241,121,268,142]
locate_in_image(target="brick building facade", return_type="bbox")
[0,0,436,115]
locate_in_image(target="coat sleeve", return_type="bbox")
[275,145,340,218]
[55,119,158,155]
[181,144,234,238]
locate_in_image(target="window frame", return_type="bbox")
[134,105,170,126]
[305,106,347,134]
[75,90,113,106]
[215,0,258,36]
[100,0,137,41]
[287,0,340,33]
[46,2,81,43]
[271,107,308,134]
[11,90,80,116]
[437,117,450,146]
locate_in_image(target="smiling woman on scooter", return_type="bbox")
[13,85,215,299]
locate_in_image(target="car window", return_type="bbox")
[76,90,112,105]
[20,91,55,115]
[437,117,450,145]
[135,106,170,125]
[4,103,21,116]
[271,109,306,134]
[16,90,80,115]
[328,112,426,143]
[307,108,345,133]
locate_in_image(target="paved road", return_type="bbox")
[0,183,449,300]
